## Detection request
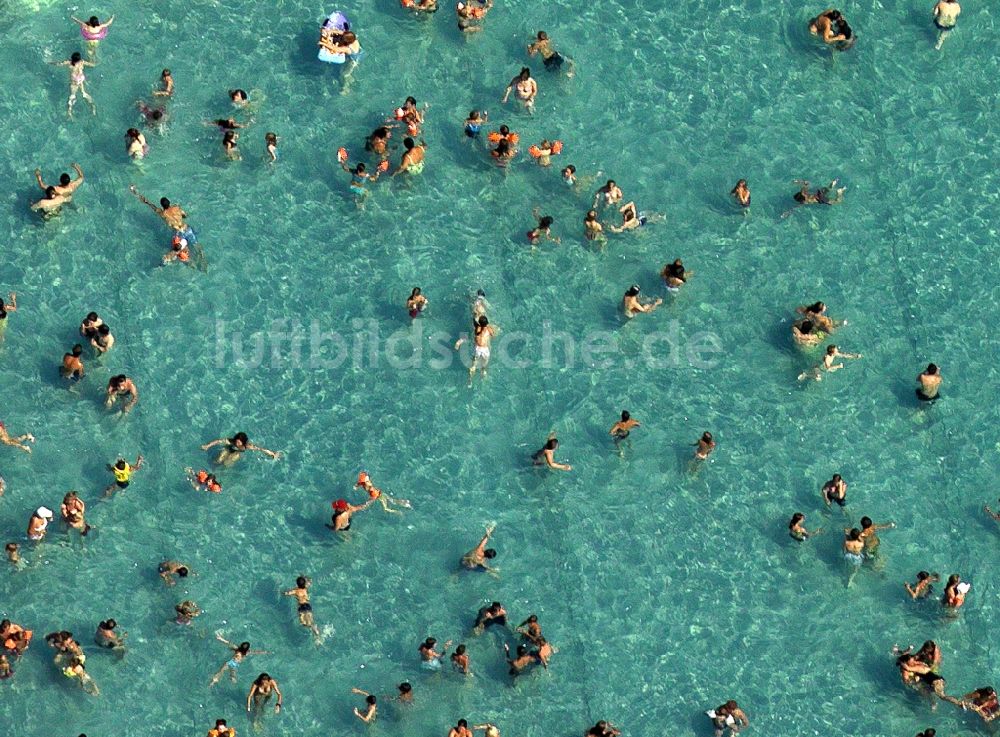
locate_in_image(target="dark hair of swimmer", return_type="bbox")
[398,682,412,694]
[495,141,510,155]
[403,137,415,150]
[45,186,57,198]
[114,459,127,470]
[538,216,554,229]
[789,512,804,528]
[544,438,558,450]
[223,131,237,144]
[832,474,842,482]
[348,162,364,175]
[946,573,960,585]
[232,432,249,445]
[625,285,640,297]
[266,132,277,144]
[410,287,421,298]
[457,720,468,728]
[926,363,938,374]
[807,302,824,313]
[178,567,189,577]
[71,52,82,63]
[919,730,936,737]
[605,179,616,188]
[160,197,171,208]
[372,127,389,139]
[860,516,873,529]
[216,720,228,728]
[585,210,597,221]
[537,31,548,40]
[405,96,417,106]
[476,289,486,297]
[916,570,930,581]
[454,645,467,656]
[828,10,842,20]
[520,614,537,625]
[254,673,271,685]
[366,695,377,705]
[423,637,436,647]
[237,641,250,653]
[794,191,807,203]
[162,69,171,77]
[702,431,713,442]
[516,645,528,657]
[484,549,497,559]
[621,410,630,421]
[88,16,100,26]
[341,31,356,43]
[468,110,479,118]
[71,344,83,356]
[847,528,861,540]
[151,110,163,121]
[127,128,140,138]
[59,173,71,186]
[477,315,489,327]
[296,575,307,587]
[85,311,98,321]
[229,89,248,100]
[499,125,510,135]
[826,345,837,355]
[724,700,738,710]
[798,320,814,334]
[518,67,531,79]
[112,374,127,385]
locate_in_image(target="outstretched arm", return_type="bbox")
[72,163,84,181]
[201,438,227,450]
[34,169,47,191]
[129,185,161,213]
[246,443,281,459]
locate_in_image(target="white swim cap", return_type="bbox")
[37,506,53,518]
[956,582,971,594]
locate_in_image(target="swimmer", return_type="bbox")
[587,722,621,737]
[608,202,663,232]
[247,673,283,717]
[186,468,222,493]
[941,573,969,609]
[527,209,560,245]
[5,543,19,565]
[796,301,844,334]
[798,344,861,381]
[593,180,624,210]
[503,643,534,676]
[153,68,174,97]
[451,719,474,737]
[456,0,493,32]
[222,130,241,161]
[473,601,507,634]
[464,110,487,138]
[563,164,577,186]
[853,515,895,558]
[782,179,846,217]
[125,128,148,160]
[451,645,471,674]
[843,528,864,586]
[706,701,748,737]
[957,687,999,722]
[461,523,499,576]
[821,474,847,507]
[905,571,940,599]
[418,636,452,669]
[531,435,571,471]
[2,620,33,656]
[94,619,125,652]
[327,497,375,532]
[984,500,1000,522]
[788,512,821,541]
[622,284,662,318]
[283,576,321,639]
[528,138,562,167]
[351,689,378,723]
[527,31,572,75]
[341,160,385,201]
[31,186,71,218]
[62,656,99,695]
[584,210,606,244]
[532,637,555,668]
[103,454,143,497]
[61,491,90,536]
[206,719,236,737]
[731,179,751,209]
[365,127,392,159]
[516,614,544,646]
[355,471,411,513]
[137,99,167,128]
[491,139,516,167]
[693,431,716,460]
[129,186,191,233]
[80,312,103,338]
[229,89,250,107]
[407,287,428,319]
[0,419,33,453]
[609,410,640,454]
[105,374,139,413]
[48,52,96,116]
[460,315,497,383]
[393,137,426,176]
[174,600,201,625]
[35,164,84,198]
[501,67,538,113]
[0,653,11,680]
[661,259,690,292]
[210,634,269,686]
[473,724,501,737]
[932,0,961,49]
[158,561,190,586]
[389,97,425,136]
[207,117,245,132]
[916,363,941,401]
[201,432,281,466]
[90,324,114,353]
[71,15,115,59]
[265,132,278,162]
[809,10,854,50]
[791,319,825,347]
[27,507,53,541]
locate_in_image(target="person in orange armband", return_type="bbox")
[355,471,411,513]
[528,139,562,167]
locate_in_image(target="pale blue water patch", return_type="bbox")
[1,0,999,736]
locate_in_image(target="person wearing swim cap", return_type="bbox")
[460,523,499,576]
[283,575,321,640]
[158,560,191,586]
[27,507,54,541]
[326,497,375,532]
[622,284,662,318]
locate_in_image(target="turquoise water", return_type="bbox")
[1,0,999,735]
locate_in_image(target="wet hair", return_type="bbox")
[798,320,814,334]
[585,210,598,222]
[59,173,72,186]
[254,673,270,684]
[605,179,616,188]
[544,438,558,450]
[223,130,238,145]
[847,528,861,541]
[516,645,528,657]
[89,16,100,26]
[789,512,804,528]
[484,549,497,559]
[625,285,640,297]
[454,645,466,655]
[151,110,163,121]
[926,363,938,374]
[794,191,807,204]
[160,197,171,208]
[404,137,415,150]
[702,431,713,442]
[832,474,842,482]
[127,128,140,139]
[71,344,83,356]
[807,302,824,313]
[112,374,127,386]
[405,96,417,105]
[355,163,366,174]
[100,619,117,630]
[296,575,307,587]
[229,89,248,101]
[915,570,930,581]
[538,216,554,229]
[518,67,531,79]
[724,700,738,710]
[342,31,357,43]
[265,132,277,144]
[97,324,110,337]
[565,165,576,174]
[860,516,873,529]
[231,432,249,445]
[45,186,57,198]
[537,31,548,40]
[457,720,468,728]
[423,637,436,647]
[499,125,510,136]
[828,10,842,20]
[162,68,171,77]
[4,543,17,552]
[177,567,189,577]
[372,126,389,139]
[826,345,837,355]
[115,459,127,469]
[946,573,960,585]
[477,315,489,327]
[216,720,228,728]
[621,410,630,421]
[71,52,82,64]
[366,695,377,705]
[491,601,502,610]
[237,641,250,653]
[468,110,480,119]
[523,614,537,624]
[495,141,510,156]
[409,287,421,299]
[398,682,412,693]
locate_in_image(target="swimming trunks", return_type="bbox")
[409,308,420,318]
[407,161,425,175]
[298,603,312,613]
[844,551,863,565]
[543,53,564,71]
[422,658,442,670]
[916,389,939,402]
[474,345,490,359]
[227,658,241,669]
[465,124,481,138]
[934,19,955,31]
[350,185,366,196]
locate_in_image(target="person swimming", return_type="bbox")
[464,110,487,138]
[916,363,941,401]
